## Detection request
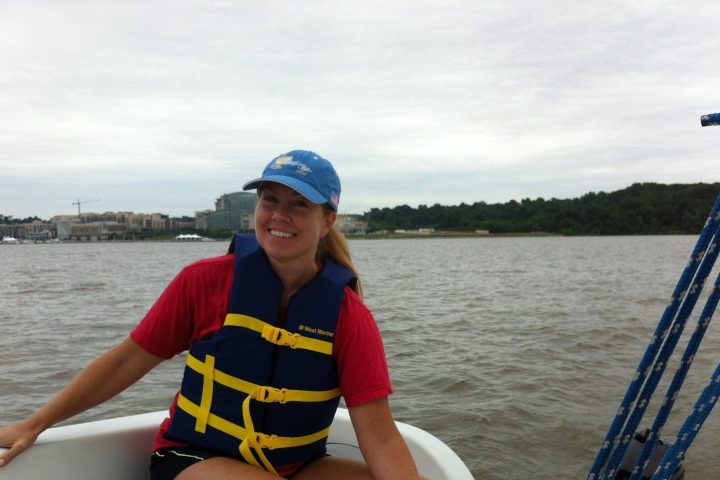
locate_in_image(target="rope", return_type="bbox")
[629,243,720,480]
[587,193,720,480]
[651,359,720,480]
[602,220,720,479]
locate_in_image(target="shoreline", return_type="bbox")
[348,231,556,240]
[4,231,698,244]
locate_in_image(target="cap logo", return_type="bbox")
[270,155,312,176]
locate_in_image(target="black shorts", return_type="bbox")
[150,446,225,480]
[149,446,327,479]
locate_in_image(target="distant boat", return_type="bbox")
[174,233,205,242]
[1,236,20,244]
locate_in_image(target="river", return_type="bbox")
[2,236,720,479]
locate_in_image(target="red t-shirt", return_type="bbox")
[130,253,393,454]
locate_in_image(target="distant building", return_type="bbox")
[49,212,182,241]
[27,229,51,242]
[1,221,55,241]
[335,215,368,235]
[195,192,256,232]
[195,209,212,231]
[67,221,128,241]
[55,221,72,241]
[0,224,26,239]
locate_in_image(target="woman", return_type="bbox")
[0,150,422,479]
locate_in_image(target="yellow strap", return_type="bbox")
[187,354,257,395]
[194,354,215,433]
[176,394,331,449]
[261,325,333,355]
[224,313,334,355]
[248,385,340,403]
[224,313,267,333]
[240,433,277,474]
[236,384,333,475]
[240,393,331,449]
[240,386,275,474]
[186,353,340,402]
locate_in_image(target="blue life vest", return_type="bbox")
[165,234,355,474]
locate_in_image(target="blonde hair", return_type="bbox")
[318,210,363,298]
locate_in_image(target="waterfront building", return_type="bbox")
[335,214,368,234]
[195,192,256,232]
[0,224,26,239]
[67,221,128,241]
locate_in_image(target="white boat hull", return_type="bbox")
[1,408,473,479]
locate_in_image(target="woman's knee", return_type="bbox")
[292,456,372,479]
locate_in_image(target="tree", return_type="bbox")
[361,182,720,235]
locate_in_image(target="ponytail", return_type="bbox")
[317,225,363,299]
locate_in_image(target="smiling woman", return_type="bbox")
[0,149,427,480]
[253,182,335,273]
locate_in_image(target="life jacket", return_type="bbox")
[165,234,355,474]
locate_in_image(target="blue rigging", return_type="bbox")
[588,113,720,480]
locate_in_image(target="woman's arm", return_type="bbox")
[0,337,164,466]
[349,397,422,480]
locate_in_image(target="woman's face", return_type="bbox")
[254,182,335,267]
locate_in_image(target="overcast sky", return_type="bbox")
[1,0,719,219]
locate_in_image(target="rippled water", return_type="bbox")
[2,237,720,479]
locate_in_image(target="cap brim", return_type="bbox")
[243,175,328,205]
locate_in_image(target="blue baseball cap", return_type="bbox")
[243,150,341,210]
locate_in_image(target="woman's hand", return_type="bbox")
[0,418,44,466]
[0,337,164,467]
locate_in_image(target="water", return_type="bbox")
[2,237,720,479]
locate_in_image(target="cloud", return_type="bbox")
[1,0,719,219]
